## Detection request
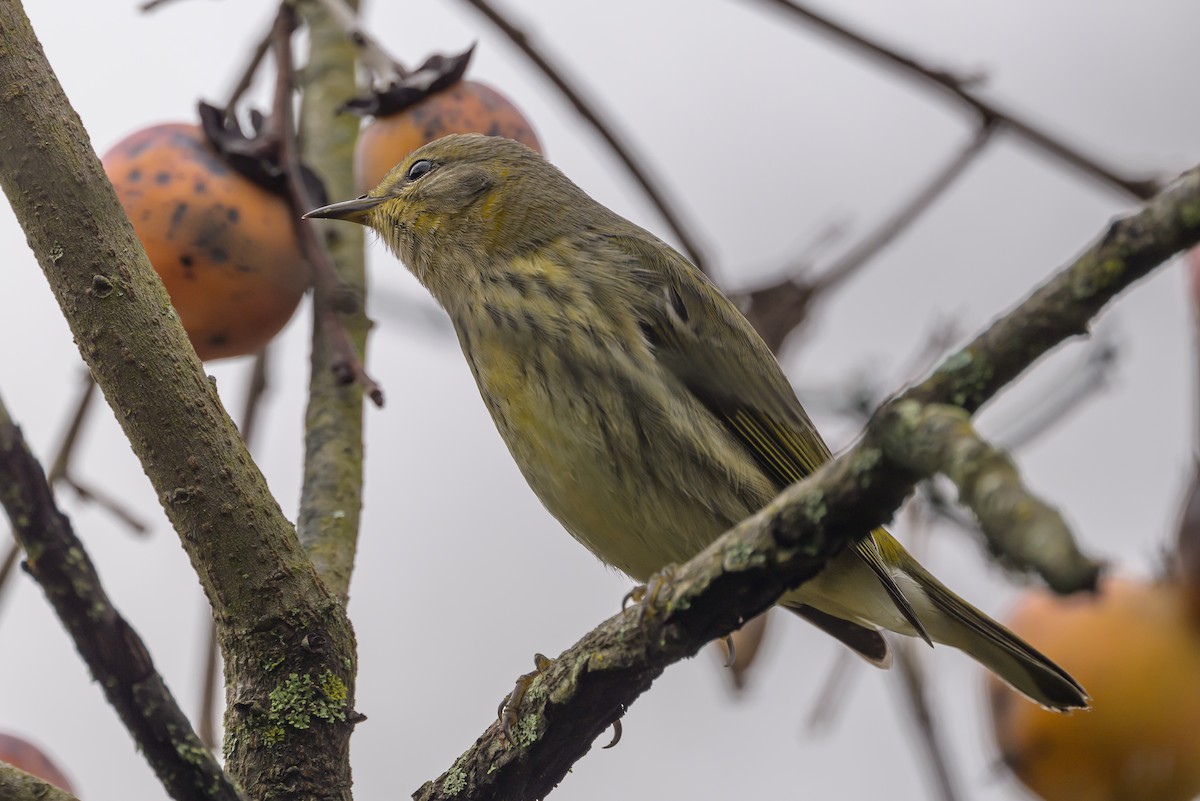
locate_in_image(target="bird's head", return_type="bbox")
[304,134,585,291]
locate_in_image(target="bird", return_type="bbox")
[305,133,1087,711]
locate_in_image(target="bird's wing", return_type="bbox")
[610,234,929,643]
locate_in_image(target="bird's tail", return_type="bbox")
[914,564,1089,712]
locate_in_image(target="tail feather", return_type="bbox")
[919,572,1089,711]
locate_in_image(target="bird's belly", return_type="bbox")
[465,335,764,582]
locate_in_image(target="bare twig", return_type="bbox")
[223,17,275,117]
[0,538,20,617]
[893,641,963,801]
[457,0,711,273]
[804,649,858,731]
[138,0,188,11]
[197,620,222,751]
[742,125,994,351]
[269,4,383,404]
[989,334,1118,450]
[44,373,149,534]
[311,0,406,84]
[750,0,1162,200]
[817,122,997,293]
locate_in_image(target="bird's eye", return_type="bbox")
[406,160,434,181]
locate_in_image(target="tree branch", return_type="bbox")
[294,0,371,603]
[741,123,996,351]
[414,161,1200,800]
[0,394,244,801]
[457,0,711,273]
[0,5,357,798]
[0,763,78,801]
[748,0,1163,201]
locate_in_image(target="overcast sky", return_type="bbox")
[2,1,1199,800]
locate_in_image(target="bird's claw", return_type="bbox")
[498,652,553,746]
[622,565,678,624]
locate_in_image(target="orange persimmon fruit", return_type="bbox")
[354,81,542,192]
[988,576,1200,801]
[102,123,309,360]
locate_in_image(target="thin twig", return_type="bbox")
[893,641,963,801]
[46,371,93,483]
[742,126,994,351]
[750,0,1161,200]
[237,348,271,446]
[138,0,188,11]
[311,0,407,84]
[223,18,275,117]
[0,538,20,618]
[816,122,997,292]
[43,373,149,534]
[270,4,383,404]
[989,334,1118,450]
[458,0,711,273]
[197,621,222,750]
[804,649,857,731]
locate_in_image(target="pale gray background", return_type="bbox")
[1,1,1198,799]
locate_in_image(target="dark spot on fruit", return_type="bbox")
[194,180,207,194]
[140,210,152,221]
[180,254,194,267]
[235,263,254,273]
[128,168,142,182]
[487,122,501,136]
[124,137,152,158]
[168,202,188,238]
[209,333,229,347]
[209,247,229,263]
[226,208,240,223]
[155,171,171,185]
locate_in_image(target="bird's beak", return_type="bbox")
[302,194,387,224]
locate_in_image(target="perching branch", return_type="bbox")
[415,161,1200,801]
[0,763,78,801]
[0,394,244,801]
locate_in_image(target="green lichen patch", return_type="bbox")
[261,670,348,746]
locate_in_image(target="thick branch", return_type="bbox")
[909,170,1200,413]
[415,163,1200,800]
[0,6,356,799]
[0,395,243,801]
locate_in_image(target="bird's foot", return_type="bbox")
[621,564,678,624]
[498,652,552,746]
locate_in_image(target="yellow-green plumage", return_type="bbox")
[305,134,1087,712]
